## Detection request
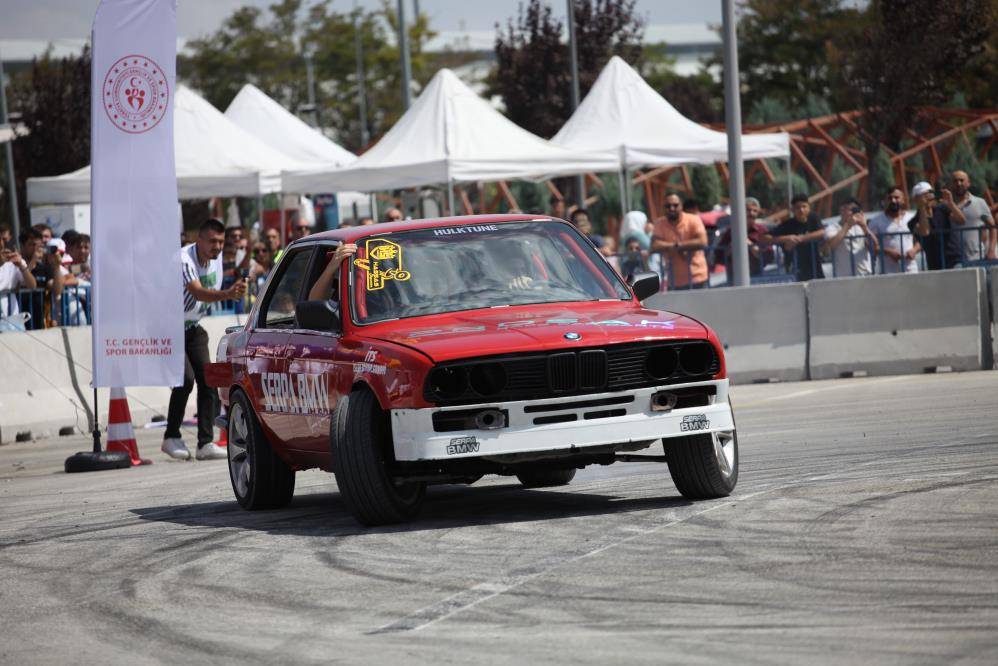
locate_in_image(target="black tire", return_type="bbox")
[227,391,295,510]
[331,389,425,526]
[665,430,738,499]
[64,450,131,473]
[515,467,576,488]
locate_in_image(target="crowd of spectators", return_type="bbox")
[604,168,996,290]
[1,167,995,329]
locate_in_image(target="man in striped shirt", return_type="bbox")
[163,219,246,461]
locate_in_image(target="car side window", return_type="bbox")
[260,249,313,328]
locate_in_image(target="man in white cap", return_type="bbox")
[907,182,949,271]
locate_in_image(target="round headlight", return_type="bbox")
[469,363,507,396]
[678,343,714,376]
[428,366,468,400]
[645,346,679,380]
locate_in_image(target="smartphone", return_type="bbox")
[239,268,249,279]
[850,205,861,214]
[47,244,60,254]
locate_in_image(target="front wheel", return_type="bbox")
[227,391,295,510]
[331,389,425,526]
[665,430,738,499]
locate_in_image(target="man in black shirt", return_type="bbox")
[17,227,63,328]
[762,194,825,281]
[907,181,956,270]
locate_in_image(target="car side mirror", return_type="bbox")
[628,271,660,302]
[295,299,341,332]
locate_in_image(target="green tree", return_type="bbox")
[491,0,644,138]
[690,165,722,210]
[4,46,91,225]
[829,0,997,206]
[726,0,868,116]
[181,0,436,151]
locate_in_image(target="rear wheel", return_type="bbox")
[331,389,425,526]
[665,430,738,499]
[227,391,295,510]
[516,467,576,488]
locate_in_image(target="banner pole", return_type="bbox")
[91,387,102,453]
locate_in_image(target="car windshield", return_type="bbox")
[350,221,631,324]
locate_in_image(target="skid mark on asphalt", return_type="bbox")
[369,443,998,635]
[368,496,753,634]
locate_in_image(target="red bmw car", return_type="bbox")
[207,215,737,525]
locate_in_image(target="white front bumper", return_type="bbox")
[390,379,733,462]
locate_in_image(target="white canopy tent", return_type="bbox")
[27,85,311,205]
[225,83,357,169]
[552,56,790,168]
[281,68,619,202]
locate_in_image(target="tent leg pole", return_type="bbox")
[279,192,286,249]
[447,180,455,217]
[618,167,628,218]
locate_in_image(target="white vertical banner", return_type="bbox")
[91,0,183,387]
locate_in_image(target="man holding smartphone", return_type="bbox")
[162,218,246,461]
[0,237,38,323]
[941,170,995,264]
[822,199,878,277]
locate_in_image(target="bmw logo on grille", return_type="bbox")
[564,332,582,341]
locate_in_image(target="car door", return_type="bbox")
[246,246,316,440]
[283,243,346,457]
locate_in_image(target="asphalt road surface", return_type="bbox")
[1,372,996,664]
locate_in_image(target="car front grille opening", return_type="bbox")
[583,408,627,420]
[533,413,577,426]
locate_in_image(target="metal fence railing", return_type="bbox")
[609,223,997,291]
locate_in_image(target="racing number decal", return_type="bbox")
[353,238,412,290]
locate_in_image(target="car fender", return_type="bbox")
[335,337,435,412]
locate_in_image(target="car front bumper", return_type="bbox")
[390,379,734,462]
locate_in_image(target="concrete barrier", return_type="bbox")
[645,283,809,384]
[807,268,989,380]
[0,315,241,443]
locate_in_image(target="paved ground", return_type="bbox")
[1,371,996,664]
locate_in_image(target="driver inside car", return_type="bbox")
[307,243,357,301]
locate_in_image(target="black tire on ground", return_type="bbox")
[515,467,577,488]
[227,390,295,510]
[331,388,425,526]
[64,450,131,473]
[665,431,738,499]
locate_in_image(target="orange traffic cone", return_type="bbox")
[213,407,228,448]
[106,387,151,466]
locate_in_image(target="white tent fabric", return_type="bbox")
[552,56,789,168]
[282,68,619,193]
[225,83,356,169]
[27,85,311,204]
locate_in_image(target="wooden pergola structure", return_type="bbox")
[635,106,997,220]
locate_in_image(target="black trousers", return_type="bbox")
[165,324,218,446]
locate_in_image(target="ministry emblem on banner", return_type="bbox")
[102,55,170,134]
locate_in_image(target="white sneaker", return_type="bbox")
[195,442,228,460]
[162,437,191,460]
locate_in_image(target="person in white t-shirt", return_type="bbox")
[822,198,878,277]
[0,244,38,323]
[162,219,246,461]
[868,185,919,273]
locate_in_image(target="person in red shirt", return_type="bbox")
[651,193,709,289]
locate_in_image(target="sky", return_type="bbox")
[2,0,721,41]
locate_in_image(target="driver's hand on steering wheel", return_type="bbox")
[507,275,534,290]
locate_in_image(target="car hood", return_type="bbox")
[357,301,707,363]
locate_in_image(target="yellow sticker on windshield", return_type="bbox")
[353,238,412,290]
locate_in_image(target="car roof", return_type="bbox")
[289,214,565,248]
